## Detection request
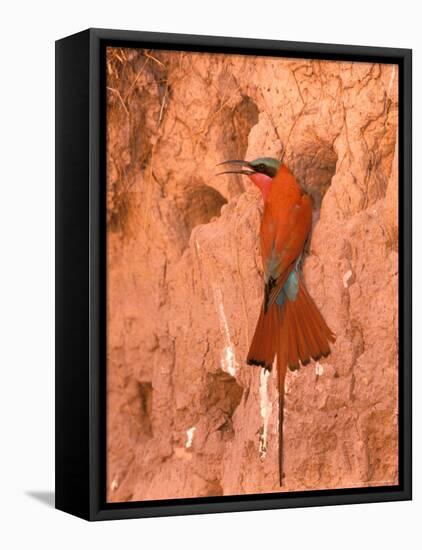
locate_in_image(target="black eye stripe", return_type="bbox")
[251,159,280,177]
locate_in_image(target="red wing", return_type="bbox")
[260,193,312,308]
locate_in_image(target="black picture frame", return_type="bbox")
[55,28,412,521]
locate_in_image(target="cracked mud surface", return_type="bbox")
[106,47,398,501]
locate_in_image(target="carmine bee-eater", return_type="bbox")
[218,157,335,486]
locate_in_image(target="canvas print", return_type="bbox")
[106,47,399,502]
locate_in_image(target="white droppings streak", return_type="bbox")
[343,270,353,288]
[221,345,237,376]
[111,478,119,492]
[315,362,324,376]
[185,426,196,448]
[213,286,238,376]
[259,368,272,458]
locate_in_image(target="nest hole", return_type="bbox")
[288,139,338,224]
[182,185,228,235]
[137,382,153,440]
[204,371,243,419]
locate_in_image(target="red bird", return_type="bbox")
[218,157,335,485]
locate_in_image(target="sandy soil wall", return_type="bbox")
[106,48,398,501]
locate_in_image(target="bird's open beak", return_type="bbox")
[215,160,255,176]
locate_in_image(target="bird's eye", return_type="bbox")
[259,164,266,171]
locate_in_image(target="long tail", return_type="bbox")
[247,278,335,486]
